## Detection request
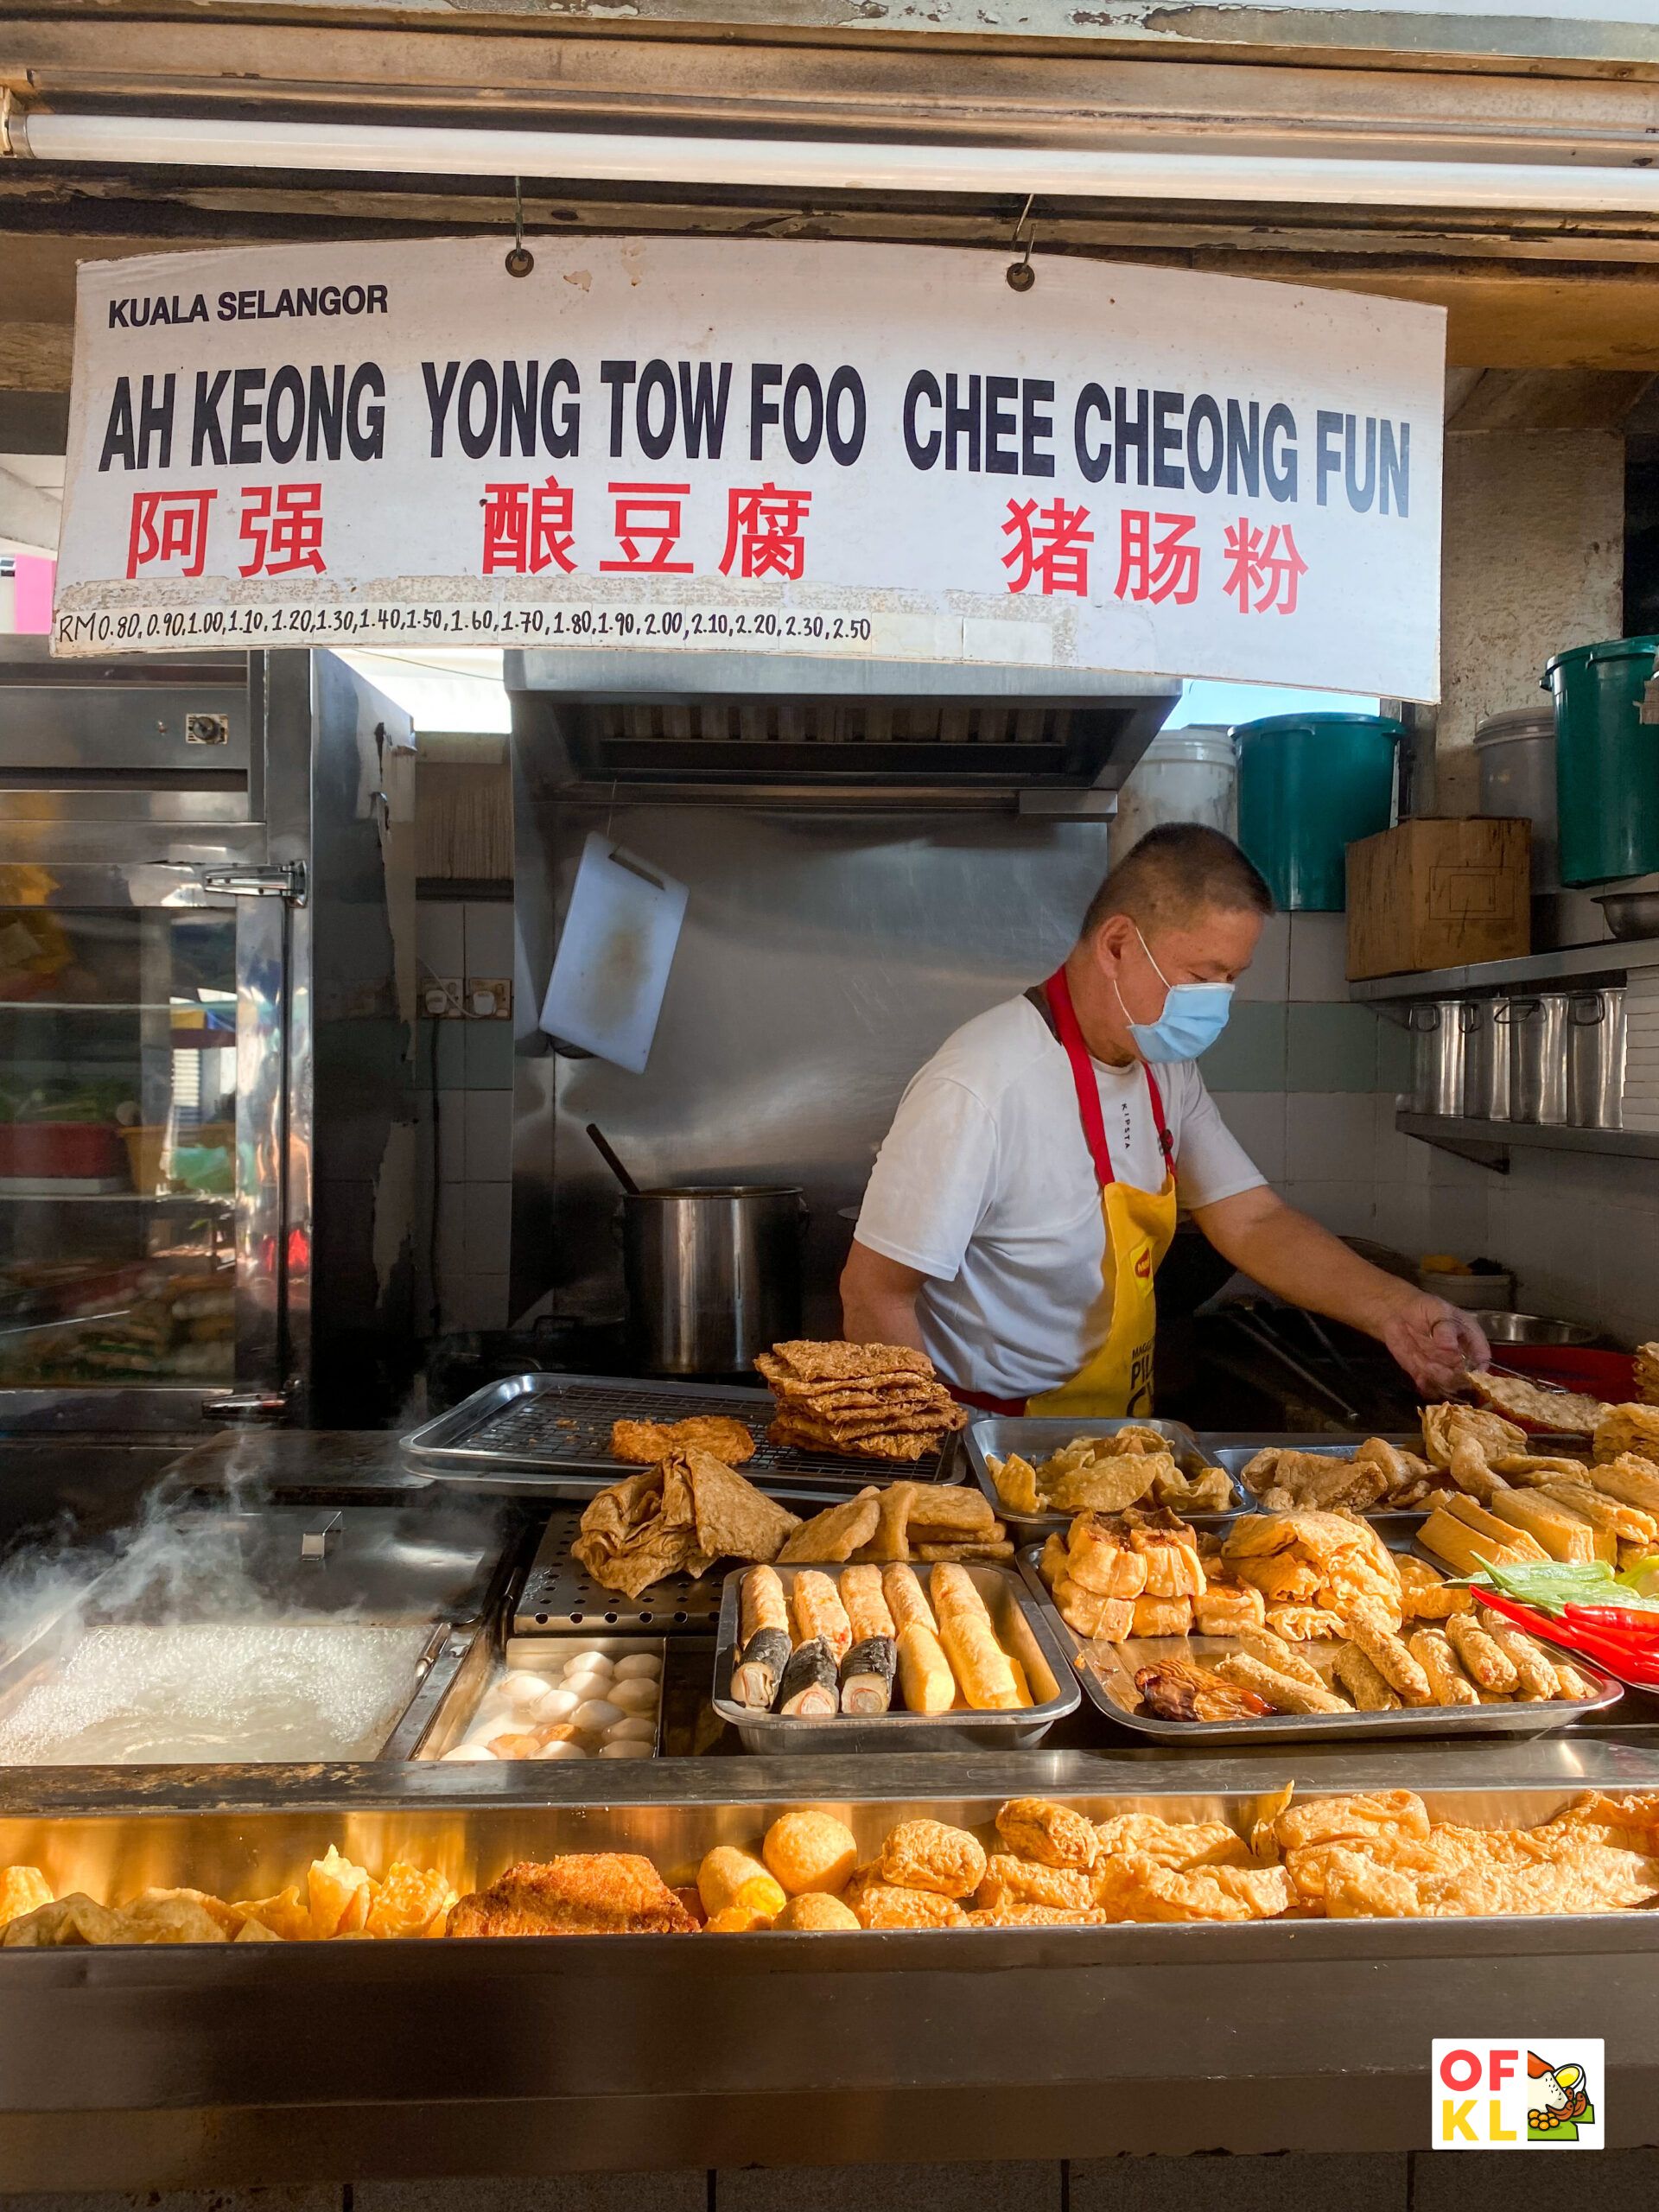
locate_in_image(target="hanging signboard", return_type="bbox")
[53,235,1444,696]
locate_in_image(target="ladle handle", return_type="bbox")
[585,1122,640,1196]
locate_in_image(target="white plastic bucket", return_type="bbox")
[1112,726,1238,857]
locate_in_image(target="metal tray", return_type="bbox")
[1205,1440,1434,1540]
[512,1505,728,1637]
[1016,1542,1624,1746]
[963,1414,1239,1538]
[404,1371,955,1494]
[712,1560,1080,1753]
[420,1633,666,1762]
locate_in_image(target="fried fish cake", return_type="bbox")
[854,1884,969,1929]
[994,1797,1099,1872]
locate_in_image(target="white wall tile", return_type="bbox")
[1370,1091,1415,1185]
[1207,1090,1286,1181]
[435,1183,468,1279]
[1281,1178,1377,1239]
[464,899,514,974]
[463,1179,512,1274]
[1287,912,1350,1002]
[416,899,465,976]
[1287,1093,1376,1184]
[443,1274,511,1332]
[1421,1189,1492,1265]
[464,1089,513,1180]
[1235,911,1289,1002]
[435,1088,467,1185]
[1371,1185,1431,1259]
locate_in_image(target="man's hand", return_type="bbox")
[1377,1290,1490,1396]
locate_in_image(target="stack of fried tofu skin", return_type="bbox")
[757,1339,968,1463]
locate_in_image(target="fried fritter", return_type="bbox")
[610,1416,756,1466]
[995,1797,1100,1872]
[853,1884,968,1929]
[1092,1815,1253,1871]
[976,1854,1096,1915]
[448,1855,698,1937]
[1093,1854,1294,1925]
[877,1819,987,1899]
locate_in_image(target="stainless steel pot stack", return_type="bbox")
[1407,1000,1468,1116]
[621,1184,807,1376]
[1567,987,1626,1129]
[1460,999,1512,1123]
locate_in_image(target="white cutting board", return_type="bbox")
[538,833,689,1074]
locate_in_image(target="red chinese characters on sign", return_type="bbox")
[719,484,812,581]
[1116,512,1200,607]
[1222,518,1308,614]
[238,483,326,578]
[481,477,576,576]
[1001,497,1094,598]
[126,489,216,581]
[601,482,695,575]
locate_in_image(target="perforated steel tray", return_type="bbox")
[512,1505,727,1637]
[404,1371,955,1495]
[963,1414,1237,1538]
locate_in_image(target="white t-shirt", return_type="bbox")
[855,994,1266,1399]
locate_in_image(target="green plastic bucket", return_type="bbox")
[1232,713,1403,912]
[1542,637,1659,887]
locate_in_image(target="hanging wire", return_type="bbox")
[1007,194,1038,294]
[505,177,534,277]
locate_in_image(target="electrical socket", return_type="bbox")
[422,977,464,1019]
[465,976,512,1020]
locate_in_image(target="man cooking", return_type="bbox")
[842,822,1488,1415]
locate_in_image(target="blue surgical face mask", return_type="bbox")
[1114,927,1234,1064]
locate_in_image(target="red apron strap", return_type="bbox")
[1044,967,1116,1189]
[1045,968,1175,1184]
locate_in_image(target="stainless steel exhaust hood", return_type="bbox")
[505,648,1177,809]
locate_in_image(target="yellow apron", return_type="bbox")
[1026,966,1179,1420]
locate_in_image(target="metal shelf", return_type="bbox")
[0,1190,232,1206]
[1397,1109,1659,1173]
[1351,936,1659,1003]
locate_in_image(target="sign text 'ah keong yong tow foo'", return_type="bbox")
[54,236,1444,697]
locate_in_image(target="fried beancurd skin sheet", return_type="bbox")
[610,1416,757,1466]
[450,1855,698,1937]
[1092,1814,1255,1871]
[976,1854,1097,1914]
[1093,1854,1294,1924]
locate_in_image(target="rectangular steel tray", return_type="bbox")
[404,1371,955,1495]
[963,1414,1242,1539]
[712,1560,1080,1753]
[419,1634,667,1762]
[1016,1541,1624,1746]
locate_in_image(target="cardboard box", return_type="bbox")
[1346,817,1531,981]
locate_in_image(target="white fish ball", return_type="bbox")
[535,1738,590,1761]
[571,1698,625,1732]
[598,1740,652,1758]
[612,1654,661,1681]
[537,1686,580,1720]
[498,1669,554,1710]
[563,1671,613,1703]
[608,1678,659,1715]
[605,1715,656,1744]
[442,1743,497,1762]
[561,1649,613,1679]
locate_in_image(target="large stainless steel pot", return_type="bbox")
[621,1184,806,1376]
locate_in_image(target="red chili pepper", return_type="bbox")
[1475,1592,1659,1688]
[1562,1605,1659,1637]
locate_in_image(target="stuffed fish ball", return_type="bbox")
[608,1677,659,1716]
[612,1654,660,1681]
[598,1740,652,1758]
[604,1715,656,1744]
[442,1743,497,1762]
[498,1669,556,1711]
[537,1686,580,1721]
[561,1650,614,1680]
[535,1738,589,1761]
[571,1698,625,1732]
[562,1670,613,1703]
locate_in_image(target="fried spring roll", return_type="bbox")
[1231,1626,1326,1691]
[790,1570,853,1663]
[929,1561,993,1625]
[1551,1657,1599,1701]
[1344,1605,1435,1706]
[1446,1609,1520,1694]
[776,1636,838,1717]
[1214,1652,1351,1715]
[1406,1626,1480,1707]
[1485,1624,1563,1701]
[1332,1644,1402,1711]
[882,1563,938,1637]
[937,1610,1021,1711]
[896,1620,957,1714]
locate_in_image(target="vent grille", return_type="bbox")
[595,701,1072,748]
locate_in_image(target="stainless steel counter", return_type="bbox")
[6,1430,1659,2180]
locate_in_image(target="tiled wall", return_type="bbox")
[1486,1147,1659,1343]
[414,897,516,1334]
[1207,912,1492,1270]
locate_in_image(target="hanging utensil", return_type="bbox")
[585,1122,639,1196]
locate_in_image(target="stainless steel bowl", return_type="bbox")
[1593,877,1659,942]
[1469,1310,1599,1347]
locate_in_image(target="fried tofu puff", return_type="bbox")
[976,1854,1096,1915]
[994,1797,1100,1872]
[854,1884,969,1930]
[877,1818,987,1900]
[772,1891,861,1931]
[761,1810,859,1897]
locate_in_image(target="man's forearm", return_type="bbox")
[841,1281,930,1352]
[1198,1192,1408,1337]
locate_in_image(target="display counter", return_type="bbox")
[3,1430,1659,2183]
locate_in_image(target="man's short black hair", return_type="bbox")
[1083,821,1274,938]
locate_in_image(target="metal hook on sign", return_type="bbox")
[505,177,535,278]
[1006,194,1037,294]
